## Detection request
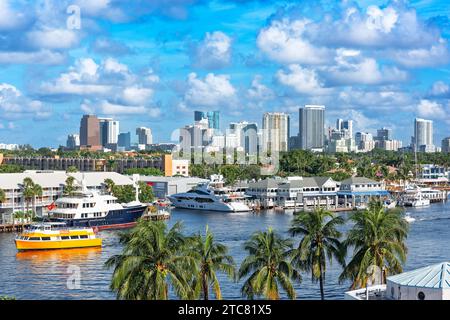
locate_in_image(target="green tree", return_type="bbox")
[138,181,155,203]
[289,209,345,300]
[105,220,193,300]
[22,178,35,222]
[124,168,164,176]
[31,183,43,219]
[66,166,78,173]
[104,178,115,194]
[339,200,409,289]
[64,176,76,196]
[0,164,24,173]
[238,228,301,300]
[188,226,236,300]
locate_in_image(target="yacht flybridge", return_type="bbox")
[168,178,251,212]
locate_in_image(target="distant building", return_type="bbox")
[118,132,131,150]
[377,139,402,151]
[355,132,374,152]
[299,105,325,151]
[66,134,80,150]
[262,112,290,152]
[79,115,101,151]
[441,137,450,153]
[136,127,152,145]
[376,127,392,141]
[336,119,353,139]
[0,143,19,151]
[194,111,220,130]
[137,176,208,199]
[229,121,258,155]
[99,118,119,146]
[414,118,434,152]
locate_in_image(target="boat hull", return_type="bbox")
[15,238,102,251]
[168,197,250,212]
[52,205,147,230]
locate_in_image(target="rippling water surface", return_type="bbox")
[1,201,450,300]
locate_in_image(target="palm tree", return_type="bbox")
[0,188,5,224]
[22,178,35,225]
[238,228,301,300]
[31,183,43,220]
[339,200,409,289]
[104,178,115,194]
[64,176,76,196]
[105,220,193,300]
[187,225,235,300]
[289,208,345,300]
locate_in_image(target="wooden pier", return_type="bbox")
[0,223,30,233]
[142,211,171,221]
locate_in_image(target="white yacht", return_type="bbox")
[167,182,251,212]
[402,185,431,207]
[49,177,147,230]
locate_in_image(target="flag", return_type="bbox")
[47,202,56,211]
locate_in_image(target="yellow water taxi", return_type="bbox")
[15,222,102,251]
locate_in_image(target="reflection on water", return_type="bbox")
[1,202,450,300]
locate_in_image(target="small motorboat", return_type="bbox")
[15,222,102,251]
[404,213,416,223]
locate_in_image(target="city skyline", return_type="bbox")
[0,0,449,147]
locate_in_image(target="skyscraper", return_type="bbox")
[414,118,434,152]
[442,137,450,153]
[194,111,220,130]
[229,121,258,155]
[79,115,101,150]
[376,127,392,141]
[99,118,119,146]
[136,127,153,145]
[66,134,80,150]
[262,112,290,152]
[299,105,325,151]
[118,132,131,150]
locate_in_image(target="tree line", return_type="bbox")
[106,200,408,300]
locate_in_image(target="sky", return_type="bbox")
[0,0,449,148]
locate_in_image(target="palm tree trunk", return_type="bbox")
[319,263,325,300]
[202,273,209,300]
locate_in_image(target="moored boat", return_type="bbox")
[15,222,102,251]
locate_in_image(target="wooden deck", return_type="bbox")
[0,223,30,233]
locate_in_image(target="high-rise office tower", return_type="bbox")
[99,118,119,146]
[377,127,392,141]
[66,134,80,150]
[118,132,131,150]
[442,137,450,153]
[299,105,325,151]
[262,112,290,152]
[79,115,101,149]
[136,127,153,145]
[229,121,258,155]
[414,118,433,151]
[194,111,220,130]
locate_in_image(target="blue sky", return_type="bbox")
[0,0,449,147]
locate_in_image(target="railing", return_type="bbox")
[344,285,387,300]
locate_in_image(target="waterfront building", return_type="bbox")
[66,134,80,150]
[262,112,290,152]
[418,164,449,184]
[442,137,450,153]
[413,118,434,152]
[136,127,152,145]
[0,171,134,223]
[299,105,325,151]
[338,177,388,207]
[194,110,220,130]
[229,121,258,155]
[118,132,131,150]
[345,262,450,300]
[246,178,284,208]
[1,154,187,176]
[79,115,101,151]
[136,176,208,198]
[276,177,338,208]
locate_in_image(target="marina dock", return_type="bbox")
[0,223,30,233]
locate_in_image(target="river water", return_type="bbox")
[1,201,449,300]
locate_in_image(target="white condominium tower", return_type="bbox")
[299,105,325,151]
[414,118,434,152]
[262,112,290,152]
